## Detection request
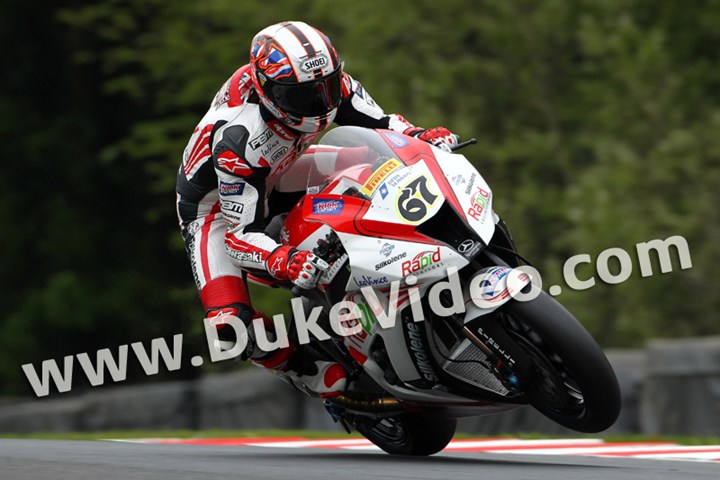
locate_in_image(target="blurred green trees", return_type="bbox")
[1,0,718,394]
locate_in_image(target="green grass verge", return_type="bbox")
[0,430,719,445]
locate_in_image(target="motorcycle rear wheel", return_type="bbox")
[354,413,456,456]
[501,291,621,432]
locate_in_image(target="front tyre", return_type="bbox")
[502,291,621,433]
[355,414,456,456]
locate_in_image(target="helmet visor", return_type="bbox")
[263,66,343,117]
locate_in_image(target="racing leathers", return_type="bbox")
[176,64,447,374]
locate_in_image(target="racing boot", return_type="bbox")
[280,350,347,398]
[248,312,347,397]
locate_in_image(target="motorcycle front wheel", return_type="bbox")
[500,291,621,432]
[354,413,456,456]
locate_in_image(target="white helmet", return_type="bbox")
[250,21,344,133]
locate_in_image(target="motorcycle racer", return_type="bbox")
[176,21,460,396]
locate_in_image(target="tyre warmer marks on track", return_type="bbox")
[110,437,720,463]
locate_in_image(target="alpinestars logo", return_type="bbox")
[268,256,284,278]
[217,154,252,176]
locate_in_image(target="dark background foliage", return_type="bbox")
[2,0,717,395]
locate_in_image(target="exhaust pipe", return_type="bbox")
[328,395,403,413]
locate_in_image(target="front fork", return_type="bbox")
[457,253,535,395]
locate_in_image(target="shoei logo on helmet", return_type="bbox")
[300,54,329,73]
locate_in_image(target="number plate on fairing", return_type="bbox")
[361,159,444,226]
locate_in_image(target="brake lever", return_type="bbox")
[311,255,330,273]
[450,138,478,152]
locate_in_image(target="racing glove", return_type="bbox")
[405,126,460,152]
[266,246,329,290]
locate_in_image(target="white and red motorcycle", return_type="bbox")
[249,126,620,456]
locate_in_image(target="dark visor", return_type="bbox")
[263,66,343,117]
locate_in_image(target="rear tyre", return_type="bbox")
[502,291,621,432]
[355,413,456,456]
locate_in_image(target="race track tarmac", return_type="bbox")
[0,439,716,480]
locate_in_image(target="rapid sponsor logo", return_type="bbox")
[375,252,407,271]
[353,275,389,288]
[382,131,409,148]
[401,247,442,276]
[361,158,402,196]
[249,128,273,150]
[405,322,440,383]
[467,187,490,221]
[219,181,246,196]
[312,199,344,215]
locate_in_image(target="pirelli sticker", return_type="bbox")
[361,158,402,197]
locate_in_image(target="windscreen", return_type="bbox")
[307,126,403,195]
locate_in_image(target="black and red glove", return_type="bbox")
[266,246,329,290]
[405,126,460,152]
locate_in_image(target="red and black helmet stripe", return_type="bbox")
[282,22,325,79]
[315,31,339,70]
[282,21,317,57]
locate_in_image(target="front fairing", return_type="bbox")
[293,127,496,290]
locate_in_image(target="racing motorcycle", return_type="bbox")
[247,126,621,456]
